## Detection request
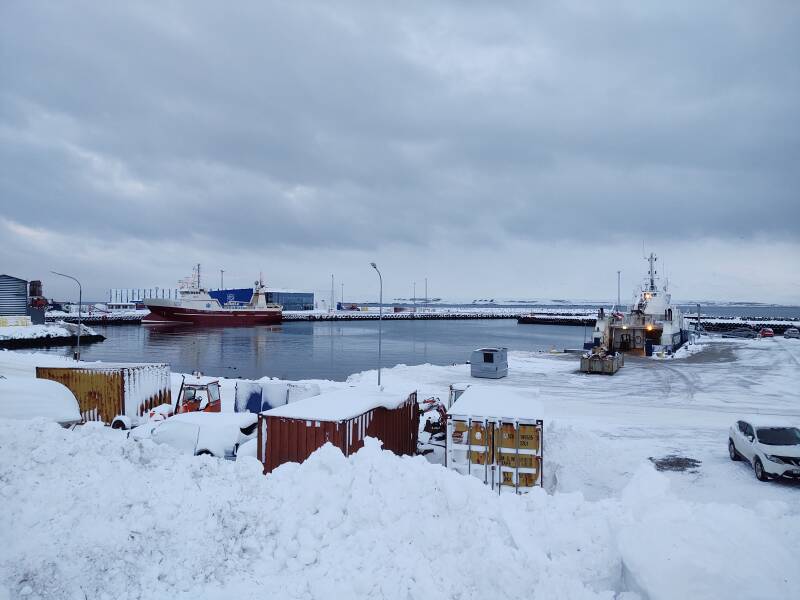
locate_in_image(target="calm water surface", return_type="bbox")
[37,320,588,381]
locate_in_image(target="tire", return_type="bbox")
[196,450,213,457]
[728,439,740,461]
[754,457,769,482]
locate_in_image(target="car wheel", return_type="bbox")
[196,449,213,457]
[728,439,740,461]
[754,457,769,482]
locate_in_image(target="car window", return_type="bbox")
[737,421,746,434]
[756,427,800,446]
[744,423,755,438]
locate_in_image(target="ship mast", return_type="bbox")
[647,253,657,292]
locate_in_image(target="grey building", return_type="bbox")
[0,274,28,316]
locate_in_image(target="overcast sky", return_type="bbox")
[2,1,799,304]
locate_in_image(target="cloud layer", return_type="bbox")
[1,1,798,301]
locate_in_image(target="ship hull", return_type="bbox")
[142,304,282,326]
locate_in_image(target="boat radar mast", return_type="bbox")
[646,253,658,292]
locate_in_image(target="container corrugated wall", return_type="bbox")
[36,364,171,424]
[258,392,419,473]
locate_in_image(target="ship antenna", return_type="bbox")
[646,253,657,292]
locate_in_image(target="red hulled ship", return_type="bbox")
[143,270,282,326]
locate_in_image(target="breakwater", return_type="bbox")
[517,313,800,335]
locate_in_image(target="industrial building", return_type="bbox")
[0,274,45,324]
[0,274,27,316]
[208,288,314,311]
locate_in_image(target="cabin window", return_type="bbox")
[483,352,494,363]
[209,384,221,402]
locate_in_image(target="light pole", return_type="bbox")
[616,270,621,309]
[220,269,224,289]
[51,271,82,360]
[370,262,383,387]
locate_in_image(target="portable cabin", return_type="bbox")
[257,388,419,473]
[446,386,543,493]
[470,347,508,379]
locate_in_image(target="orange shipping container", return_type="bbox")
[258,389,419,473]
[36,364,171,424]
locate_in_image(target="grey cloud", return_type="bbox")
[1,0,799,292]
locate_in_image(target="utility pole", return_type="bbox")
[413,281,416,312]
[341,282,344,305]
[370,263,383,387]
[331,274,335,312]
[51,271,82,360]
[425,277,428,310]
[617,270,621,308]
[220,269,224,289]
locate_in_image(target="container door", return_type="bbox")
[446,417,494,483]
[493,420,543,494]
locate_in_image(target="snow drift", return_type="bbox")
[0,420,797,600]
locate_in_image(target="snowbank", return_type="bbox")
[0,377,81,424]
[1,421,798,600]
[0,322,96,341]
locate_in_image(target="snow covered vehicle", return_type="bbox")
[729,419,800,481]
[0,376,82,426]
[130,412,258,459]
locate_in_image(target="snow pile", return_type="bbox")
[651,343,707,360]
[0,377,81,424]
[1,421,798,600]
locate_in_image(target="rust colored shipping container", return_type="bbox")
[258,389,419,473]
[36,364,171,424]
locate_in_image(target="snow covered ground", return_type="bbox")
[0,322,96,341]
[0,336,799,599]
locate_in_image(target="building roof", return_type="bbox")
[263,387,414,421]
[0,274,27,283]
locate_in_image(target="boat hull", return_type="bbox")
[143,304,282,326]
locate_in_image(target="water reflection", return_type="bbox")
[37,320,587,381]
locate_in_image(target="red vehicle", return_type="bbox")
[759,328,774,338]
[175,375,222,414]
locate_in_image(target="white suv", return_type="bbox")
[729,419,800,481]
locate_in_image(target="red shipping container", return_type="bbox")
[257,389,419,473]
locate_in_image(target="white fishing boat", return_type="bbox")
[589,253,688,356]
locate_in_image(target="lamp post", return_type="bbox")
[370,262,383,387]
[51,271,82,360]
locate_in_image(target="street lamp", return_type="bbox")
[370,262,383,387]
[51,271,82,360]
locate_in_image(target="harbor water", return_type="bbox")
[35,320,587,381]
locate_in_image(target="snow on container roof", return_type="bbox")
[448,385,543,421]
[263,387,414,422]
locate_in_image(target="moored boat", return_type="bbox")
[143,270,281,326]
[588,253,688,356]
